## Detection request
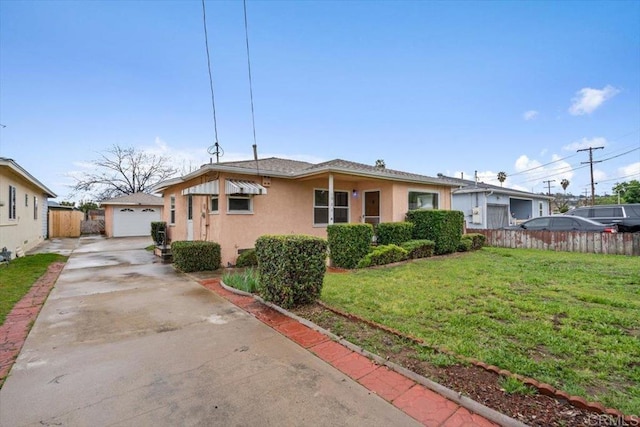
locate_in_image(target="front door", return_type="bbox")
[187,195,194,241]
[363,191,380,225]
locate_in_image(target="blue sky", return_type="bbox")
[1,0,639,202]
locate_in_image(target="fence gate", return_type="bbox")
[48,210,84,238]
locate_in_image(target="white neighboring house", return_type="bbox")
[0,157,57,258]
[101,193,164,238]
[436,174,555,229]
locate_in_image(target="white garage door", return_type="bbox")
[113,207,161,237]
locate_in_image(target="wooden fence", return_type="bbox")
[475,229,640,256]
[48,210,84,238]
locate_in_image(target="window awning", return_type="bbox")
[181,180,219,195]
[225,179,267,195]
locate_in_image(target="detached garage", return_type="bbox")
[102,193,164,238]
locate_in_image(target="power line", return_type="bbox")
[202,0,223,163]
[243,0,260,175]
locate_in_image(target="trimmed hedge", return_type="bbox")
[376,222,414,246]
[327,223,373,269]
[357,244,408,268]
[235,249,258,267]
[463,233,486,250]
[255,235,327,309]
[151,221,167,245]
[405,210,464,255]
[172,241,221,272]
[401,239,435,259]
[457,236,473,252]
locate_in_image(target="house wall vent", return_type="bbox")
[262,177,271,187]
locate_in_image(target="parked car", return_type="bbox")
[505,215,618,233]
[564,204,640,233]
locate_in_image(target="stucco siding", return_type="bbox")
[0,169,49,257]
[160,171,458,266]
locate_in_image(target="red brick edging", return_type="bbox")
[316,300,635,424]
[0,262,65,388]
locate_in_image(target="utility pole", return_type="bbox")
[543,180,555,214]
[577,146,603,206]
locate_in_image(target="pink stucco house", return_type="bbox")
[152,157,459,266]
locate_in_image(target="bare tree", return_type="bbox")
[497,171,507,186]
[70,145,178,201]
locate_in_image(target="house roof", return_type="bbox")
[0,157,57,198]
[100,192,164,206]
[48,201,76,210]
[153,157,459,193]
[442,175,555,200]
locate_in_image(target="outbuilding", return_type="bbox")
[102,193,163,237]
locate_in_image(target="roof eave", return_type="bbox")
[293,166,459,187]
[0,158,57,198]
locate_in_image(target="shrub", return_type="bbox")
[405,210,464,255]
[376,222,414,246]
[463,233,486,250]
[222,267,259,293]
[255,235,327,309]
[457,236,473,252]
[171,241,221,272]
[150,221,167,245]
[357,244,408,268]
[327,223,373,269]
[235,249,257,267]
[401,239,435,259]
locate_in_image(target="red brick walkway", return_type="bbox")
[0,262,65,388]
[199,278,499,427]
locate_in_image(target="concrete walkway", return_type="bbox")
[0,236,510,426]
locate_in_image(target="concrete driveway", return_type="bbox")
[0,236,419,426]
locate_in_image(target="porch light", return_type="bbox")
[352,189,358,197]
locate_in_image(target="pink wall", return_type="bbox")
[161,172,453,266]
[104,206,114,237]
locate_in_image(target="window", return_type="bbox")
[25,194,29,207]
[592,207,623,217]
[539,202,544,216]
[142,208,155,212]
[34,196,38,220]
[120,208,134,212]
[408,191,438,210]
[8,185,16,220]
[170,196,176,224]
[187,195,193,220]
[314,189,349,225]
[228,195,252,213]
[211,196,219,212]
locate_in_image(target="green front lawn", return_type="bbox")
[0,254,67,325]
[321,247,640,414]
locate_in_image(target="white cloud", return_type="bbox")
[523,110,539,121]
[593,169,608,183]
[619,162,640,178]
[514,155,541,172]
[568,85,620,116]
[562,137,608,152]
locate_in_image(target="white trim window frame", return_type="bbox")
[314,188,349,226]
[169,195,176,224]
[408,190,439,211]
[227,195,253,214]
[210,196,219,214]
[8,185,16,220]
